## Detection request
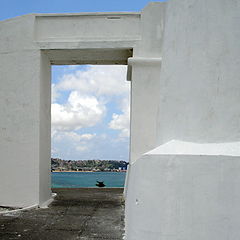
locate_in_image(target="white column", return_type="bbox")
[129,2,166,163]
[124,2,166,197]
[129,57,162,162]
[0,15,52,207]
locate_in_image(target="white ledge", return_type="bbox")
[128,57,162,66]
[35,12,140,18]
[145,140,240,156]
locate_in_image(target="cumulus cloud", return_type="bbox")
[52,91,105,131]
[53,131,96,142]
[51,65,130,159]
[51,84,59,103]
[109,97,130,138]
[52,65,129,133]
[52,131,95,155]
[76,145,88,152]
[55,65,128,97]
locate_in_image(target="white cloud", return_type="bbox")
[55,65,128,97]
[109,97,130,138]
[51,65,130,159]
[76,145,88,152]
[52,91,105,131]
[51,84,59,103]
[52,130,95,155]
[52,65,129,133]
[51,148,58,155]
[53,131,96,142]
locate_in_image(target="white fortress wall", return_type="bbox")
[124,2,166,197]
[129,2,166,163]
[0,11,141,207]
[1,1,240,239]
[0,15,44,207]
[125,0,240,239]
[157,0,240,144]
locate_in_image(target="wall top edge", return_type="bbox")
[144,140,240,157]
[0,14,36,23]
[0,12,140,23]
[128,57,162,66]
[37,40,139,50]
[35,12,140,18]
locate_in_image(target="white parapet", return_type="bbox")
[125,140,240,240]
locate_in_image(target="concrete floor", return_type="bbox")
[0,188,125,240]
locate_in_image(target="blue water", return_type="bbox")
[51,172,126,188]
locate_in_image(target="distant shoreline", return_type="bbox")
[52,170,127,173]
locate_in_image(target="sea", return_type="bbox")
[51,171,126,188]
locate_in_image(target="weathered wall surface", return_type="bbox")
[126,0,240,239]
[126,147,240,240]
[0,16,44,207]
[157,0,240,144]
[124,2,165,199]
[129,2,166,163]
[0,11,141,208]
[39,52,51,207]
[1,1,240,239]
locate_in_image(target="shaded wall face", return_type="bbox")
[157,0,240,144]
[39,52,51,206]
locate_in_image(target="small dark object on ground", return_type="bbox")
[96,181,106,187]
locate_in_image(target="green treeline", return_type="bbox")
[51,158,128,172]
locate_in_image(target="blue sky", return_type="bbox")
[51,65,130,161]
[0,0,164,161]
[0,0,164,21]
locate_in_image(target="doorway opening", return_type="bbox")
[50,65,130,188]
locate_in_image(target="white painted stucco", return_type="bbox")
[146,140,240,156]
[0,2,162,209]
[125,0,240,239]
[126,153,240,240]
[1,1,240,239]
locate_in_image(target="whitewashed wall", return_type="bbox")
[0,15,46,207]
[0,11,141,207]
[126,0,240,239]
[1,1,240,239]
